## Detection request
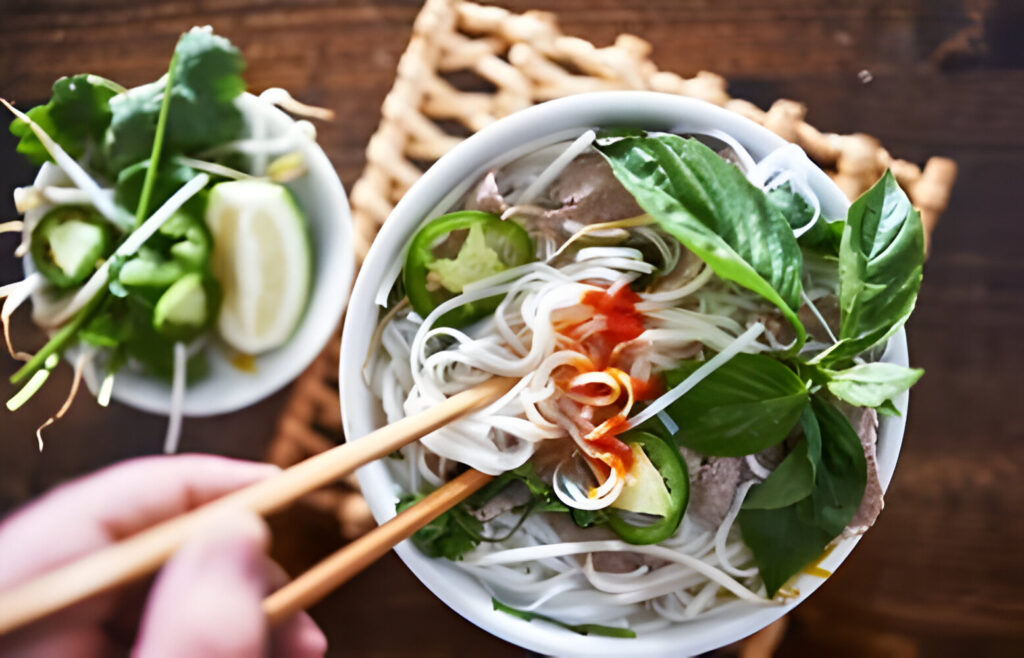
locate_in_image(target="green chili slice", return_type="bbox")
[403,211,534,328]
[606,430,690,545]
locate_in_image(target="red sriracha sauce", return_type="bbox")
[556,284,664,476]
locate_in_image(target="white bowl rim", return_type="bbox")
[24,91,355,417]
[340,91,908,657]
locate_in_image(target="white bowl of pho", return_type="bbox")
[339,91,924,656]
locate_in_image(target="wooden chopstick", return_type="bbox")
[263,468,493,626]
[0,377,516,636]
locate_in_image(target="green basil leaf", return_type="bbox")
[767,183,844,257]
[492,599,636,638]
[598,135,806,348]
[9,74,120,166]
[820,170,924,364]
[663,353,808,456]
[738,396,866,596]
[105,27,245,172]
[797,397,868,535]
[743,407,822,510]
[876,398,901,417]
[825,362,923,408]
[737,498,835,598]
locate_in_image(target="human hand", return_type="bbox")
[0,455,327,658]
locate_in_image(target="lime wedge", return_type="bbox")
[205,180,311,354]
[611,444,674,517]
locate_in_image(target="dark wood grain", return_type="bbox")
[1,1,1022,656]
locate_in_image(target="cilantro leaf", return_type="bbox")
[9,74,121,166]
[473,462,567,513]
[105,27,245,172]
[397,494,484,561]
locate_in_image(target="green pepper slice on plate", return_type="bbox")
[30,205,116,288]
[606,430,690,545]
[403,211,534,328]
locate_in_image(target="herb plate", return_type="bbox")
[340,92,909,657]
[24,93,353,417]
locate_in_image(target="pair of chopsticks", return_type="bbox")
[0,377,516,636]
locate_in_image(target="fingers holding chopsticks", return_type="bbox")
[0,455,324,657]
[135,510,326,658]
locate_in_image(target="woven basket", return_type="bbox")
[267,0,956,651]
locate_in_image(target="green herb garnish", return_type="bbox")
[492,598,636,638]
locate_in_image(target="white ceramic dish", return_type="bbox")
[339,92,908,657]
[24,92,354,417]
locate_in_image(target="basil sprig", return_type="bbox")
[599,136,926,597]
[817,170,925,365]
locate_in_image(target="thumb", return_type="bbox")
[133,512,270,658]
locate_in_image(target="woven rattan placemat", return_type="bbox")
[267,0,956,555]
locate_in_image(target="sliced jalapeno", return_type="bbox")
[152,272,221,342]
[606,430,690,545]
[30,205,115,288]
[403,211,534,328]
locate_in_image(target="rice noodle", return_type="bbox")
[513,129,596,205]
[627,322,766,429]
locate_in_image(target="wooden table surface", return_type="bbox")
[2,1,1022,656]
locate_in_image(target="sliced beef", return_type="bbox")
[684,453,746,528]
[466,170,506,215]
[470,480,533,522]
[539,153,644,235]
[841,404,883,537]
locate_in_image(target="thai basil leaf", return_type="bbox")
[105,27,246,172]
[797,397,868,535]
[9,74,121,166]
[492,599,636,638]
[662,353,808,456]
[824,362,923,408]
[743,406,822,510]
[598,135,806,348]
[738,396,867,596]
[737,497,835,598]
[819,170,924,364]
[876,398,901,417]
[767,183,844,257]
